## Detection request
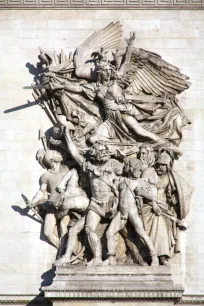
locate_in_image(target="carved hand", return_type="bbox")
[127,32,135,46]
[56,187,65,194]
[28,202,34,209]
[105,207,118,219]
[152,201,162,216]
[170,193,178,205]
[109,203,118,219]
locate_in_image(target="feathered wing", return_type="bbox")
[74,22,123,80]
[128,48,190,97]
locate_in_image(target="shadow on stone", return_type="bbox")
[41,267,56,288]
[11,205,42,225]
[12,205,58,252]
[19,268,56,306]
[26,294,47,306]
[25,61,43,83]
[26,62,41,77]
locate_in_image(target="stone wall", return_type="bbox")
[0,9,204,301]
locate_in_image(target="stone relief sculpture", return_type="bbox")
[23,21,194,267]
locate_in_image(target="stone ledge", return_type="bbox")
[55,264,172,275]
[0,295,45,305]
[178,295,204,305]
[43,265,184,302]
[0,295,204,305]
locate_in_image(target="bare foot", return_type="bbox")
[54,256,71,267]
[101,258,110,266]
[87,258,102,266]
[137,256,148,266]
[151,255,159,266]
[109,256,117,265]
[102,256,117,266]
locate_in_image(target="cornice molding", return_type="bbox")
[0,0,204,9]
[0,295,45,305]
[0,295,204,305]
[44,289,183,299]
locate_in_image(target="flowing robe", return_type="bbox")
[142,168,193,258]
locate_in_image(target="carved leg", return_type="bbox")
[44,213,59,249]
[120,227,148,266]
[128,206,159,266]
[104,212,126,265]
[85,210,102,266]
[60,215,70,237]
[122,114,160,142]
[54,216,86,266]
[57,215,70,258]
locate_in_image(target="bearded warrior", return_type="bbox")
[63,125,123,266]
[140,151,193,265]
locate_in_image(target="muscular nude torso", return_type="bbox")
[119,178,150,216]
[89,172,113,202]
[85,159,122,203]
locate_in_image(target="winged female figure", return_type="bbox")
[34,21,190,152]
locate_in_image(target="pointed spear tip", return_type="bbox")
[39,128,44,139]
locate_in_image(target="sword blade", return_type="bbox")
[21,193,30,205]
[4,101,38,113]
[23,85,50,90]
[161,211,186,229]
[125,94,167,103]
[21,193,44,223]
[104,142,138,146]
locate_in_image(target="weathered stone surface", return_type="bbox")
[22,21,193,273]
[44,265,183,301]
[0,9,203,303]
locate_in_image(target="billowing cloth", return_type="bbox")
[55,79,189,146]
[84,83,189,146]
[134,100,188,146]
[105,108,133,142]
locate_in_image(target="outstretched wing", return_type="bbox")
[74,22,123,80]
[128,48,190,97]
